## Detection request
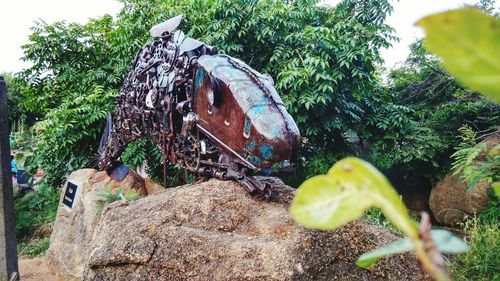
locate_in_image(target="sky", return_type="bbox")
[0,0,495,74]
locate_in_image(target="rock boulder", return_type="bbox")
[45,168,148,279]
[429,133,498,226]
[429,175,490,226]
[84,178,429,281]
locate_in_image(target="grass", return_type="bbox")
[14,182,59,258]
[363,207,399,232]
[17,236,51,258]
[449,211,500,281]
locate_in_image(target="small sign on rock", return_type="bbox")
[62,182,79,210]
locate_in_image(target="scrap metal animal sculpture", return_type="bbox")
[98,15,301,199]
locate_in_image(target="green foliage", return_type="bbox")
[303,151,350,179]
[450,218,500,281]
[386,7,500,186]
[363,207,396,231]
[24,86,114,186]
[478,194,500,222]
[97,186,142,204]
[381,39,499,183]
[14,183,59,253]
[290,157,468,279]
[358,229,468,268]
[121,139,170,184]
[417,8,500,102]
[96,186,142,213]
[291,157,417,235]
[17,236,51,258]
[356,236,414,268]
[1,72,38,131]
[14,15,118,187]
[451,125,499,191]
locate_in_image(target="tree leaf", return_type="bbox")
[431,229,468,254]
[493,182,500,199]
[417,8,500,102]
[289,174,374,230]
[290,157,419,237]
[356,237,414,268]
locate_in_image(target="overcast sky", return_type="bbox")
[0,0,495,74]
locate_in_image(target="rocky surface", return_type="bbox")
[19,258,74,281]
[45,168,149,279]
[429,174,490,226]
[84,177,430,281]
[144,178,165,195]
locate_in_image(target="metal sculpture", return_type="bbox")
[98,15,301,199]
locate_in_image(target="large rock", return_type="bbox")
[84,178,429,281]
[45,168,148,279]
[429,133,498,226]
[429,175,490,226]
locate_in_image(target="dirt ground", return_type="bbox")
[19,258,75,281]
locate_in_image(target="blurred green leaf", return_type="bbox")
[356,229,468,271]
[431,229,469,254]
[417,8,500,102]
[356,237,414,268]
[290,157,418,237]
[492,182,500,199]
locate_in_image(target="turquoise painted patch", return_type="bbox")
[244,116,252,137]
[194,68,206,96]
[245,139,256,151]
[247,153,262,166]
[260,144,273,160]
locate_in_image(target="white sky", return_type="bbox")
[0,0,496,74]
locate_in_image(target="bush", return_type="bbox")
[14,182,59,258]
[17,236,51,258]
[450,217,499,281]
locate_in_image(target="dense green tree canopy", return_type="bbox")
[369,40,500,181]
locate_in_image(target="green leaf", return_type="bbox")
[417,8,500,102]
[356,237,414,268]
[493,182,500,199]
[289,175,371,230]
[431,229,468,254]
[290,157,419,237]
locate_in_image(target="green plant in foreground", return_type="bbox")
[416,8,500,103]
[290,158,468,281]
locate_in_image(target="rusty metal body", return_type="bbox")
[98,16,300,198]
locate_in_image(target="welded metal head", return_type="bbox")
[150,14,184,37]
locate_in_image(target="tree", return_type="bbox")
[374,40,500,183]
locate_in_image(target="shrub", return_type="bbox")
[450,217,499,281]
[14,182,60,257]
[17,236,51,258]
[14,183,59,240]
